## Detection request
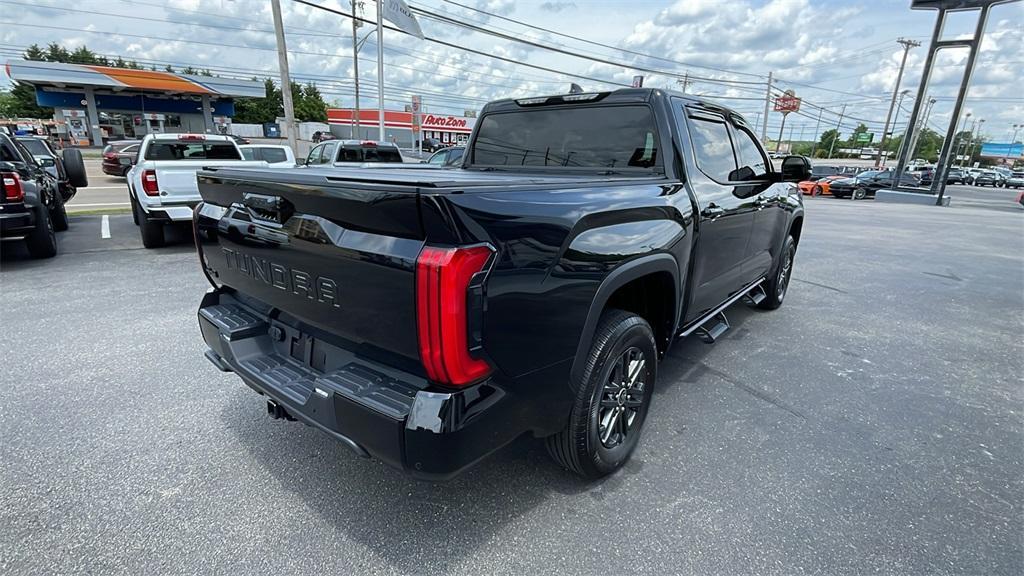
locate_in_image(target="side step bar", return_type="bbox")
[678,278,766,342]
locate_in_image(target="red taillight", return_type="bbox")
[2,172,24,202]
[177,134,206,141]
[416,245,494,387]
[103,152,117,160]
[142,169,159,196]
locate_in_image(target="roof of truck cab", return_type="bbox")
[481,87,740,117]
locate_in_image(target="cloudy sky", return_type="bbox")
[2,0,1022,143]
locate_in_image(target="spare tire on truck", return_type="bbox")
[62,148,88,189]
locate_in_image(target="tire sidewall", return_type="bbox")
[582,318,657,475]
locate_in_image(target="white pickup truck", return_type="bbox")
[128,133,266,247]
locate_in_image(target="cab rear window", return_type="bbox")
[337,146,402,163]
[144,142,240,161]
[471,105,661,171]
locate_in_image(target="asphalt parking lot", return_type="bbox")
[1,195,1021,575]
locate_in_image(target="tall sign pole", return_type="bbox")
[351,0,362,139]
[376,0,386,141]
[761,71,772,144]
[271,0,298,155]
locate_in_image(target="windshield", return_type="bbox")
[144,141,241,161]
[18,138,49,157]
[471,105,662,171]
[811,165,837,175]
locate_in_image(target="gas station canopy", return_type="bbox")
[4,59,264,145]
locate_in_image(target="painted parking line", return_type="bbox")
[101,215,111,239]
[80,186,128,190]
[69,202,131,208]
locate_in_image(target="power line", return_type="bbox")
[435,0,767,80]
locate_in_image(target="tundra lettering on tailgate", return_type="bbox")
[222,248,341,308]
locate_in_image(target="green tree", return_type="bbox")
[815,128,840,158]
[294,82,328,122]
[23,44,46,61]
[4,83,52,118]
[165,65,175,73]
[846,123,869,146]
[232,78,280,124]
[44,42,70,62]
[181,66,198,75]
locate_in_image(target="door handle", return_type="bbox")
[701,204,725,219]
[754,197,771,208]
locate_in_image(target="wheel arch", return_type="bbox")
[569,254,679,386]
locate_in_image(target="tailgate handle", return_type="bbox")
[242,193,293,224]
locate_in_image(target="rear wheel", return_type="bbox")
[852,187,867,200]
[546,309,656,479]
[26,207,57,259]
[812,185,822,197]
[136,201,165,248]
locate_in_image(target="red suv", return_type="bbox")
[101,140,141,176]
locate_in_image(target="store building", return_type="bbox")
[4,59,264,146]
[327,108,476,146]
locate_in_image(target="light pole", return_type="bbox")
[969,118,984,167]
[955,112,972,167]
[1005,123,1021,165]
[882,89,910,168]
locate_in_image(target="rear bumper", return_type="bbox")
[0,207,36,238]
[198,289,538,480]
[140,202,199,222]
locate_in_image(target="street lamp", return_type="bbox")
[1006,123,1022,165]
[956,112,972,167]
[883,89,911,167]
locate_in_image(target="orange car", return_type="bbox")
[798,174,846,196]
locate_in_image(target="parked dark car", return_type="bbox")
[972,170,1001,187]
[829,169,920,199]
[192,88,809,480]
[809,165,843,181]
[1,133,75,257]
[420,137,446,153]
[425,145,464,167]
[101,140,141,176]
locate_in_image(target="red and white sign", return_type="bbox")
[327,108,475,134]
[774,90,801,113]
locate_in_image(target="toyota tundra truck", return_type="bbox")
[193,88,809,480]
[128,133,266,248]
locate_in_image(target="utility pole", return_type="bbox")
[810,106,823,157]
[271,0,298,156]
[761,71,772,144]
[826,103,846,159]
[875,38,920,168]
[677,71,691,94]
[775,112,788,154]
[350,0,362,139]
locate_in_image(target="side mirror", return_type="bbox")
[39,157,56,167]
[780,155,812,182]
[295,157,307,166]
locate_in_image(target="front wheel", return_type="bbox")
[50,198,69,232]
[546,310,657,479]
[852,187,867,200]
[812,185,822,197]
[758,235,796,310]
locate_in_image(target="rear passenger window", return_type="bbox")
[687,117,737,182]
[320,141,338,164]
[732,127,769,180]
[261,148,287,163]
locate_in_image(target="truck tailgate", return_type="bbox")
[154,160,264,200]
[195,169,426,365]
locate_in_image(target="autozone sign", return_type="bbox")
[422,114,468,129]
[774,91,801,113]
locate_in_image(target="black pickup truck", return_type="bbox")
[194,88,809,480]
[1,133,83,258]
